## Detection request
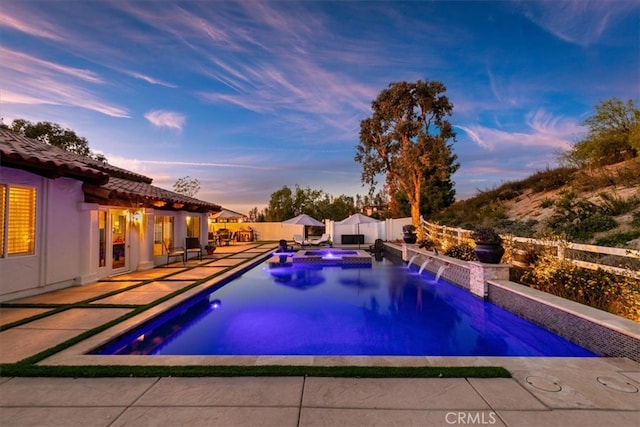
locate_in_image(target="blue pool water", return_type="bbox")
[97,258,597,357]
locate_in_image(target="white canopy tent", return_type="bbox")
[283,214,325,240]
[338,213,380,248]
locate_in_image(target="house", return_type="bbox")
[0,129,221,302]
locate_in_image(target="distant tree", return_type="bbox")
[3,118,106,162]
[315,194,356,220]
[265,186,295,221]
[356,79,459,226]
[247,206,266,222]
[173,176,200,197]
[293,186,324,219]
[562,98,639,167]
[265,185,357,221]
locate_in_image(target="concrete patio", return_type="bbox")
[1,243,638,426]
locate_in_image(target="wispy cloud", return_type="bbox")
[0,48,129,117]
[144,110,186,130]
[106,154,277,174]
[2,48,103,83]
[115,1,379,140]
[126,71,177,88]
[456,109,582,152]
[521,0,638,47]
[0,7,64,41]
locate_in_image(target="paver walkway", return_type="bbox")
[1,243,638,426]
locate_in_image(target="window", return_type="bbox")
[1,185,37,257]
[186,216,200,238]
[154,215,174,255]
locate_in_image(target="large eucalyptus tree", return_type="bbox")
[356,80,459,225]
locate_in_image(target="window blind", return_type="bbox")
[0,185,5,257]
[7,186,37,255]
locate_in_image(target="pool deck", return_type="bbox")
[1,243,638,426]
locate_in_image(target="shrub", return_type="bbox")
[444,243,477,261]
[522,166,576,192]
[597,192,640,216]
[631,212,640,229]
[595,231,640,247]
[471,226,502,244]
[496,219,539,238]
[539,197,554,209]
[403,224,417,234]
[577,213,618,233]
[520,254,640,321]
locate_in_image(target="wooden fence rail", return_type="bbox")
[420,218,640,279]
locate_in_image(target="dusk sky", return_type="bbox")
[1,1,638,214]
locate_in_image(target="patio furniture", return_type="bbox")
[293,234,306,248]
[218,230,232,246]
[367,238,384,261]
[309,233,331,246]
[237,229,254,242]
[185,237,203,261]
[163,240,185,265]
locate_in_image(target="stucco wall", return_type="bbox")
[0,168,83,301]
[44,177,85,285]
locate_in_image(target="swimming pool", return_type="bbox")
[95,258,597,357]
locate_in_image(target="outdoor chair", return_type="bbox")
[368,238,384,260]
[309,233,330,246]
[185,237,203,261]
[293,234,306,248]
[163,240,185,265]
[219,231,231,246]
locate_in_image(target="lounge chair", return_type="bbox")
[163,240,185,265]
[293,234,306,248]
[309,233,331,246]
[185,237,203,261]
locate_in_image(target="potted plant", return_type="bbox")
[402,224,418,244]
[471,226,504,264]
[204,244,216,255]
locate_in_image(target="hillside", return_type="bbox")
[432,158,640,249]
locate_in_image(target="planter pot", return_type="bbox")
[474,243,505,264]
[403,233,417,244]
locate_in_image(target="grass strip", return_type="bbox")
[6,249,276,365]
[0,364,510,378]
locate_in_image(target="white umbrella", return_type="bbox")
[283,214,324,226]
[283,214,324,240]
[338,213,380,248]
[211,208,247,222]
[338,213,380,225]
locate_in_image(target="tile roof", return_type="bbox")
[0,128,109,184]
[104,177,220,211]
[1,129,221,212]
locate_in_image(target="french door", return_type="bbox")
[109,209,130,275]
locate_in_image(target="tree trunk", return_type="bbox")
[410,182,421,226]
[411,202,420,227]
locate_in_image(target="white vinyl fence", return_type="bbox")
[420,218,640,279]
